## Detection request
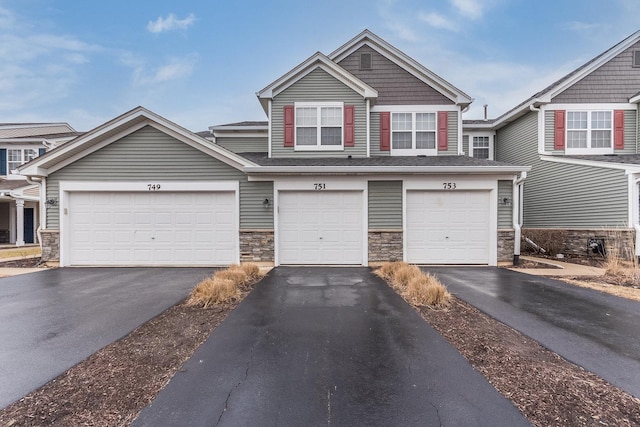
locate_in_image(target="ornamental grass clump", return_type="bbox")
[376,262,451,309]
[187,263,264,307]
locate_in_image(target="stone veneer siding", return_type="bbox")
[40,229,60,262]
[523,228,635,259]
[368,230,403,262]
[497,229,515,263]
[239,230,274,262]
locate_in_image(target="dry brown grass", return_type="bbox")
[375,262,451,309]
[602,229,640,286]
[187,263,264,308]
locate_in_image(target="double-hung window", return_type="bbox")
[391,112,436,155]
[471,135,493,160]
[7,148,38,174]
[566,111,613,154]
[295,102,343,150]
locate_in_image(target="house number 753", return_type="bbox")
[442,182,457,190]
[147,184,161,191]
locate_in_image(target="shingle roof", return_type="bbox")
[4,131,84,140]
[564,154,640,165]
[217,121,268,127]
[239,152,524,168]
[0,179,33,191]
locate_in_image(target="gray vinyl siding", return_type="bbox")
[46,126,273,230]
[216,136,268,154]
[552,41,640,103]
[337,45,454,105]
[497,180,512,228]
[369,111,459,156]
[497,112,628,228]
[368,181,402,229]
[271,68,366,158]
[545,109,637,154]
[462,135,469,156]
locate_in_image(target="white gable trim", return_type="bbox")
[19,107,256,177]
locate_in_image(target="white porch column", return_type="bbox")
[15,198,25,247]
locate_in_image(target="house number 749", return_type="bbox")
[442,182,457,190]
[147,184,161,191]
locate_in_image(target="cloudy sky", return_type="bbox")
[1,0,639,132]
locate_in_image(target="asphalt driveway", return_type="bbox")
[133,267,529,426]
[0,267,216,409]
[424,267,640,398]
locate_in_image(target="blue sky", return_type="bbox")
[1,0,639,132]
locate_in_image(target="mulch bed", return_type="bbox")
[0,257,43,268]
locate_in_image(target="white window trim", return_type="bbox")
[390,111,437,156]
[565,110,614,155]
[6,146,40,179]
[466,133,494,160]
[294,101,344,151]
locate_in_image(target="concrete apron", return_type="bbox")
[133,267,529,427]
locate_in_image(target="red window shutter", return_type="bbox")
[437,111,448,151]
[344,105,355,147]
[614,110,625,149]
[284,105,294,147]
[380,112,390,151]
[554,110,566,150]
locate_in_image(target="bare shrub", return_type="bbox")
[238,263,263,283]
[187,278,239,308]
[603,229,639,284]
[522,229,568,256]
[215,268,248,287]
[374,261,407,281]
[392,263,422,290]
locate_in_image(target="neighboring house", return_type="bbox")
[0,123,80,246]
[20,30,528,267]
[464,30,640,258]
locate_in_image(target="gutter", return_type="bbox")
[25,176,45,249]
[244,165,531,175]
[512,171,528,264]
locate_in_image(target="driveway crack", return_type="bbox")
[216,335,258,426]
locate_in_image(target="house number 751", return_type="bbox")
[147,184,161,191]
[314,183,326,190]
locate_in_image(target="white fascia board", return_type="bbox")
[629,94,640,104]
[492,99,548,129]
[540,155,640,172]
[209,125,268,132]
[244,165,530,175]
[543,103,637,111]
[212,132,267,139]
[59,180,239,192]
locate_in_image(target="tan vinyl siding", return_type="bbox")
[545,109,636,154]
[552,41,640,103]
[368,181,402,229]
[497,112,628,228]
[46,126,273,229]
[497,180,512,228]
[216,136,268,154]
[271,68,366,158]
[337,45,454,105]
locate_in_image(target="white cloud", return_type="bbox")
[122,54,198,85]
[563,21,603,33]
[450,0,484,20]
[147,13,196,33]
[418,12,459,32]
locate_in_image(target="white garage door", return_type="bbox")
[66,191,236,266]
[279,191,363,264]
[406,190,490,264]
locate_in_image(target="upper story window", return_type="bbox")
[7,148,38,174]
[295,102,343,150]
[391,112,436,155]
[471,135,493,160]
[566,110,612,154]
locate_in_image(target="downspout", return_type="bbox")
[25,176,45,249]
[634,177,640,262]
[512,171,527,265]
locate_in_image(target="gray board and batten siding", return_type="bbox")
[369,111,459,157]
[215,136,268,154]
[46,126,274,230]
[496,112,628,228]
[337,45,455,106]
[552,40,640,104]
[271,68,367,158]
[368,181,402,229]
[544,110,637,154]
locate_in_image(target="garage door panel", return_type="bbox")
[279,191,363,265]
[67,191,236,266]
[407,190,490,264]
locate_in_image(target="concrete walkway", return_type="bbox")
[425,266,640,398]
[509,255,606,276]
[133,267,529,427]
